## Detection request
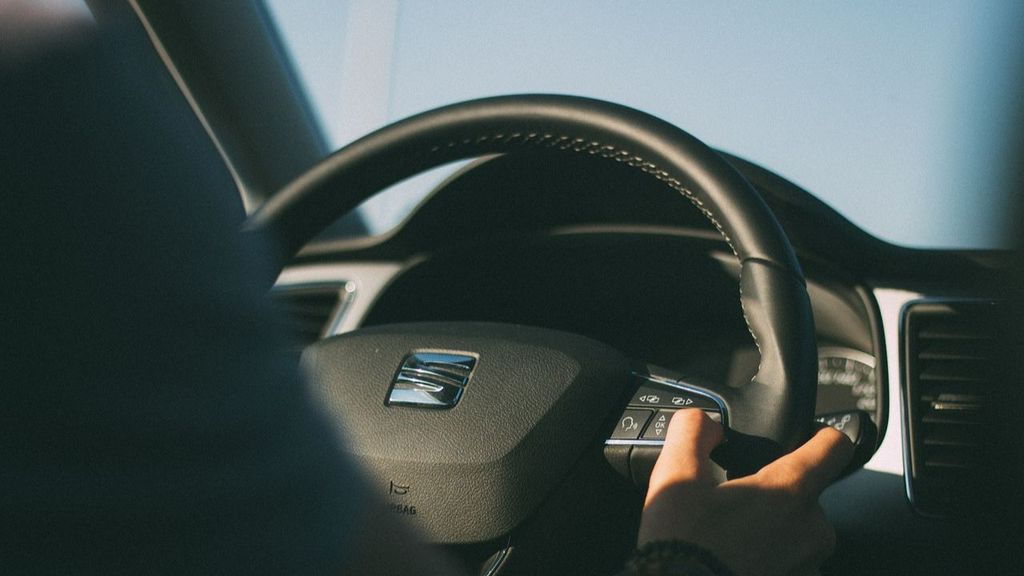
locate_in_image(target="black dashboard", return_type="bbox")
[274,149,1015,575]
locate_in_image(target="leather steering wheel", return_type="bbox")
[244,95,817,545]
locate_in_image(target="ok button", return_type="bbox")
[641,409,678,440]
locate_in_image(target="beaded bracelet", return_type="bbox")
[619,540,738,576]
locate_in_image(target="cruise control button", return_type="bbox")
[611,409,654,440]
[641,409,677,440]
[629,386,720,410]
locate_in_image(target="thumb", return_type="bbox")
[647,409,725,498]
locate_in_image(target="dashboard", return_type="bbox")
[273,150,1012,575]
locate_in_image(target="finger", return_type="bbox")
[759,425,854,498]
[649,409,725,489]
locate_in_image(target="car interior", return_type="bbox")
[13,1,1023,575]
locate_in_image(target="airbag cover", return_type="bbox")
[301,322,629,543]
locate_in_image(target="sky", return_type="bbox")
[267,0,1022,248]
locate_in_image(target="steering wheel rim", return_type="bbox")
[246,94,817,540]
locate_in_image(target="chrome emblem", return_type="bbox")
[386,352,477,409]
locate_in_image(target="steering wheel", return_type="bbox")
[244,95,817,547]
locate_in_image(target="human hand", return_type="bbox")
[637,409,854,576]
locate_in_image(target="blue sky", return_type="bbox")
[266,1,1022,248]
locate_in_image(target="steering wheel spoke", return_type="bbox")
[608,367,729,444]
[604,366,732,484]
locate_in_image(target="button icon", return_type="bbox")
[630,385,720,410]
[641,410,677,440]
[610,409,654,440]
[651,416,667,437]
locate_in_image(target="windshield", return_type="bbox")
[264,1,1021,249]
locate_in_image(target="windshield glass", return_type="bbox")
[264,1,1021,249]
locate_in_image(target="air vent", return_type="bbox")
[903,300,1000,516]
[271,283,354,349]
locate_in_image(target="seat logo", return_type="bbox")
[386,352,477,409]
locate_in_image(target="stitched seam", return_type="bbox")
[429,133,764,372]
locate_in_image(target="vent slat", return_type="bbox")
[922,425,982,448]
[917,329,992,340]
[918,372,988,384]
[921,412,985,425]
[917,339,991,361]
[918,359,992,383]
[924,447,983,470]
[289,318,331,334]
[924,458,973,471]
[280,302,339,316]
[917,387,987,401]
